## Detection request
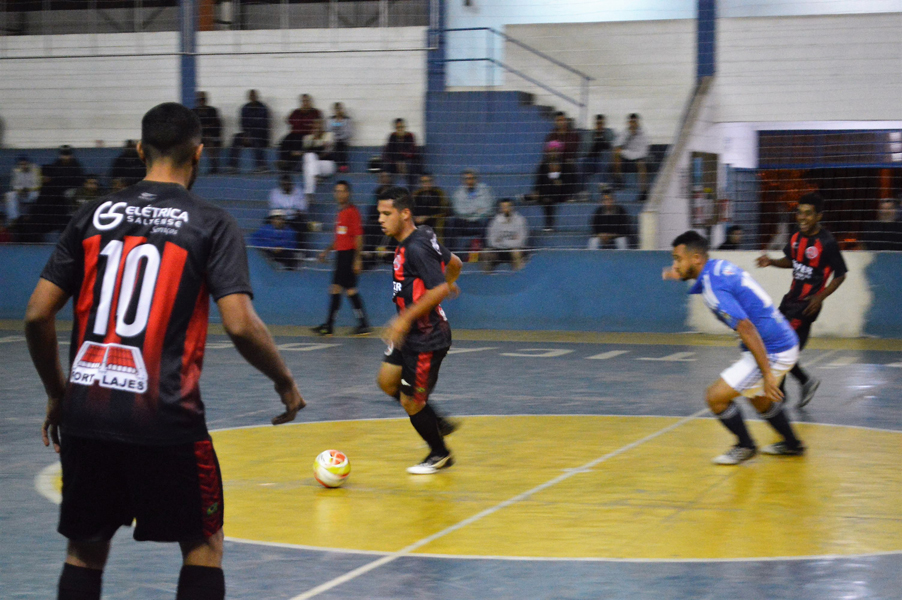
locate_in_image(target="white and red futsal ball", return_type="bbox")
[313,449,351,488]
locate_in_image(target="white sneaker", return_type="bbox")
[712,445,756,465]
[407,453,454,475]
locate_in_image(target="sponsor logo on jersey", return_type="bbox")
[93,201,127,230]
[70,341,149,393]
[139,192,157,200]
[805,245,819,260]
[336,225,348,235]
[93,201,189,231]
[792,260,814,280]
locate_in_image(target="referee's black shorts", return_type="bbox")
[58,435,224,543]
[332,249,359,289]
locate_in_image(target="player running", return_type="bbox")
[756,193,847,407]
[25,102,305,600]
[665,230,805,465]
[375,186,463,474]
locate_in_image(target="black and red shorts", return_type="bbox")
[58,434,224,543]
[383,346,449,404]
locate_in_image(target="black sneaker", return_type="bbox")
[798,377,820,408]
[761,441,806,456]
[310,324,333,336]
[353,325,372,337]
[406,453,454,475]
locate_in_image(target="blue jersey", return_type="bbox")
[689,259,798,353]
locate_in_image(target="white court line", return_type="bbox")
[805,349,839,368]
[0,335,25,343]
[288,407,710,600]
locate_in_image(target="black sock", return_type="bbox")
[58,563,102,600]
[348,294,369,327]
[326,293,341,327]
[176,565,225,600]
[760,401,802,448]
[715,402,755,448]
[790,364,810,385]
[409,404,448,456]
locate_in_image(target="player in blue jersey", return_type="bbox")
[664,231,805,465]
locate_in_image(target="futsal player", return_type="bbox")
[664,230,805,465]
[311,180,371,336]
[25,103,305,600]
[756,192,847,407]
[375,186,463,474]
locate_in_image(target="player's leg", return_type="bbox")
[302,152,318,198]
[747,347,806,455]
[312,282,344,335]
[58,541,109,600]
[788,317,820,407]
[398,350,453,473]
[345,287,371,333]
[177,530,225,600]
[706,377,757,465]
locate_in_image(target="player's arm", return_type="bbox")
[384,253,462,347]
[353,234,363,274]
[735,318,783,403]
[217,293,305,424]
[24,278,71,452]
[803,273,845,316]
[755,254,792,268]
[317,239,334,262]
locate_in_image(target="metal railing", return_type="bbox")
[439,27,593,127]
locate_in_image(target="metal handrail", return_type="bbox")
[439,26,593,126]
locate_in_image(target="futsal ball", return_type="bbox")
[313,449,351,488]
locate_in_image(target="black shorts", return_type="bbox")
[58,435,224,543]
[779,296,820,349]
[383,345,449,404]
[333,249,358,289]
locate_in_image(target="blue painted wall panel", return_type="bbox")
[864,253,902,338]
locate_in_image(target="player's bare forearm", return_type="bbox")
[821,273,845,299]
[24,279,69,400]
[805,273,846,315]
[445,254,462,286]
[401,285,451,326]
[736,320,771,376]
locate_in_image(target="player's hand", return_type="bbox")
[317,250,328,263]
[353,257,363,275]
[382,316,411,349]
[803,295,824,316]
[42,396,62,453]
[662,266,681,281]
[755,254,772,268]
[272,381,305,425]
[447,282,461,300]
[763,372,784,403]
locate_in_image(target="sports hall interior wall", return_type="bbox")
[2,244,900,338]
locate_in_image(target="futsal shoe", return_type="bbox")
[407,453,454,475]
[712,445,756,465]
[311,324,333,336]
[798,377,820,408]
[761,441,806,456]
[353,325,373,336]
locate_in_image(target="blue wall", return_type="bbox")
[3,245,901,337]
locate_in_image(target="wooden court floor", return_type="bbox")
[2,328,900,599]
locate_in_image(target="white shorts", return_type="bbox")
[720,346,799,398]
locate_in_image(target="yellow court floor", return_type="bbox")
[215,415,902,560]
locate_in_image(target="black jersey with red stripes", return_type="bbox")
[391,226,452,352]
[781,227,848,303]
[40,181,252,445]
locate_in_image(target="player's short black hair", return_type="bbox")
[377,186,414,213]
[141,102,202,167]
[672,230,710,254]
[629,112,640,120]
[797,192,824,214]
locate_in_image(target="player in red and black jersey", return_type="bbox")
[757,193,847,407]
[25,103,305,600]
[311,180,371,336]
[375,186,463,474]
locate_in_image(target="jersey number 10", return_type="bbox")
[93,240,161,338]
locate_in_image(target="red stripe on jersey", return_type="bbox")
[180,282,209,402]
[76,236,101,348]
[193,439,224,537]
[412,278,426,303]
[393,247,406,281]
[413,351,433,404]
[142,242,188,402]
[795,234,808,263]
[800,283,813,299]
[820,266,833,294]
[104,236,147,345]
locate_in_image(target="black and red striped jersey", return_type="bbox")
[40,181,252,445]
[391,226,452,352]
[781,227,848,303]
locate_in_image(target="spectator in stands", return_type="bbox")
[229,89,271,173]
[40,145,85,226]
[485,198,528,272]
[613,113,650,197]
[582,114,616,188]
[193,91,222,174]
[362,170,395,269]
[860,197,902,251]
[328,102,353,172]
[717,225,744,250]
[545,111,580,191]
[450,168,494,253]
[412,173,449,241]
[279,94,322,172]
[4,154,41,225]
[250,209,300,269]
[268,174,309,254]
[73,174,103,209]
[108,139,145,191]
[382,118,419,188]
[589,184,634,249]
[302,118,336,203]
[533,142,574,232]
